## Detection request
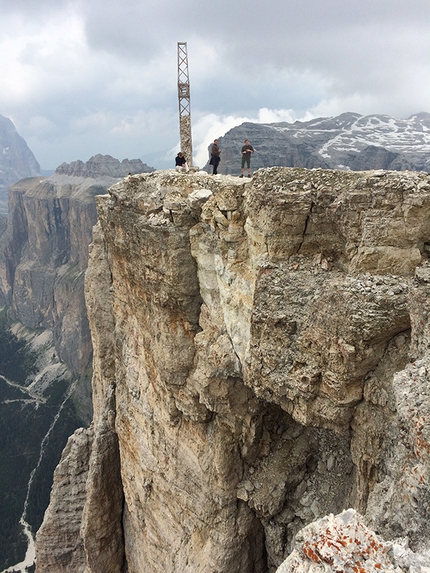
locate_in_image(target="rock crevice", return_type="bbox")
[37,168,430,572]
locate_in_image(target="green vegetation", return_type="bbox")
[0,379,40,568]
[25,380,82,534]
[0,329,38,385]
[0,329,82,570]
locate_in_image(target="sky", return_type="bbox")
[1,0,430,170]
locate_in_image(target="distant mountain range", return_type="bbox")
[0,115,40,215]
[0,116,155,216]
[2,111,430,206]
[209,112,430,175]
[55,154,154,178]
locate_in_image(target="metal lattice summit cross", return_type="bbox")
[177,42,193,167]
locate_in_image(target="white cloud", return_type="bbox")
[0,8,86,104]
[193,113,250,168]
[0,0,429,169]
[257,108,296,124]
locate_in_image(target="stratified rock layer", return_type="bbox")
[1,161,153,376]
[55,154,154,178]
[37,168,430,572]
[2,174,99,375]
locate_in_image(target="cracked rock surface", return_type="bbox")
[36,168,430,572]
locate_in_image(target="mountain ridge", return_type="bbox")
[209,111,430,174]
[0,115,41,215]
[55,153,154,178]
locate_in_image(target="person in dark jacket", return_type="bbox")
[175,152,187,171]
[240,139,254,177]
[209,139,221,174]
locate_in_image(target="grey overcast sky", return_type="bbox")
[1,0,429,169]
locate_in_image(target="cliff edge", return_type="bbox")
[36,168,430,572]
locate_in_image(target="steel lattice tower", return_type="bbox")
[177,42,193,166]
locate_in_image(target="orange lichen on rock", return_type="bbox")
[279,510,397,573]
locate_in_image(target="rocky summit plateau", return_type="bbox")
[210,112,430,175]
[35,167,430,572]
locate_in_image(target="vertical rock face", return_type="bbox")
[1,159,152,375]
[38,168,430,572]
[2,175,99,374]
[0,158,155,572]
[35,427,94,573]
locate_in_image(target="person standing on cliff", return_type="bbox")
[240,139,254,178]
[209,139,221,175]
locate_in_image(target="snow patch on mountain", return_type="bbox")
[216,112,430,175]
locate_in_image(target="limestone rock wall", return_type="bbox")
[35,427,94,573]
[1,157,156,376]
[37,168,430,572]
[2,174,112,374]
